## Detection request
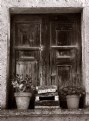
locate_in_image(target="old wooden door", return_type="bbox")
[9,13,81,108]
[50,14,81,88]
[10,15,51,87]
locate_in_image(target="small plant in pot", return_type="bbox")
[12,74,35,110]
[59,85,85,109]
[59,73,85,109]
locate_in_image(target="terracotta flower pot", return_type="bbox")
[66,95,80,109]
[14,92,32,109]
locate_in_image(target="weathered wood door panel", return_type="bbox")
[15,23,41,46]
[50,14,81,87]
[11,15,42,87]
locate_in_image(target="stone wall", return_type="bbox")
[0,0,89,108]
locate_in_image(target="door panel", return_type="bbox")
[11,16,42,87]
[15,22,41,46]
[50,14,81,87]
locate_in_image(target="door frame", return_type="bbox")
[6,7,84,109]
[10,7,82,14]
[9,7,83,83]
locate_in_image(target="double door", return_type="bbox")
[11,13,81,89]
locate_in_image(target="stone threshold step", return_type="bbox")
[0,108,89,117]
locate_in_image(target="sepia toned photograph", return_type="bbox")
[0,0,88,121]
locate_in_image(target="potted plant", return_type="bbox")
[12,74,35,109]
[59,73,85,109]
[59,85,85,109]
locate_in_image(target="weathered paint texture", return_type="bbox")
[0,0,89,108]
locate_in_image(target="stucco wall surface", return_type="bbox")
[0,0,89,108]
